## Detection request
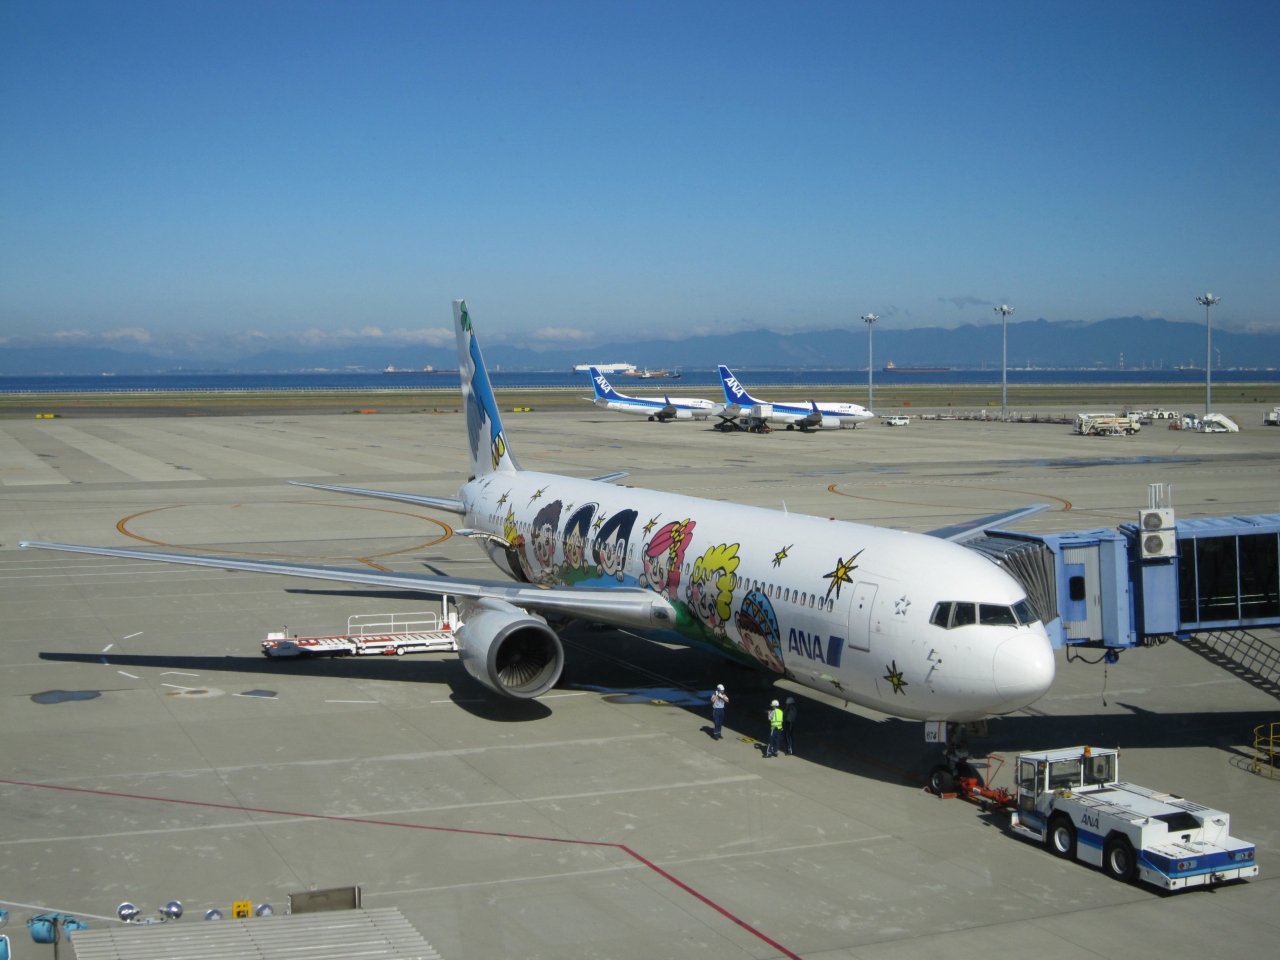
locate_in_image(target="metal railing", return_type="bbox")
[347,610,449,637]
[1252,722,1279,780]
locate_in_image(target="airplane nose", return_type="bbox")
[993,633,1056,706]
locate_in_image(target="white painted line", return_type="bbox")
[37,733,674,781]
[117,671,140,679]
[233,693,278,699]
[161,671,199,677]
[101,643,114,652]
[122,632,143,639]
[325,699,379,704]
[0,775,763,847]
[430,698,485,703]
[100,658,109,666]
[161,683,195,690]
[538,692,588,699]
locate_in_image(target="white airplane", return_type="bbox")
[22,301,1054,778]
[584,366,722,421]
[718,365,875,430]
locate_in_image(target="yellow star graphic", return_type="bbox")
[772,544,792,568]
[821,549,863,599]
[528,486,547,504]
[496,492,509,506]
[592,513,606,531]
[884,660,908,695]
[643,514,661,534]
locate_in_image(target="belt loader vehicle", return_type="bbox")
[1008,746,1258,890]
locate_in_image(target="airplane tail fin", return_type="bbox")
[718,365,758,406]
[588,367,625,401]
[455,300,519,476]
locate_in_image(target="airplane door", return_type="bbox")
[847,582,878,651]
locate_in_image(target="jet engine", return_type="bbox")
[673,409,694,420]
[819,415,841,429]
[455,598,564,698]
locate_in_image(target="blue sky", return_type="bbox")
[1,1,1277,354]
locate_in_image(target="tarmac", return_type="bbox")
[1,401,1277,959]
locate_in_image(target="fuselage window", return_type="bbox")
[951,602,976,627]
[930,602,953,627]
[809,595,815,608]
[783,588,790,602]
[979,604,1018,626]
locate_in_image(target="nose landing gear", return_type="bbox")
[927,722,1016,810]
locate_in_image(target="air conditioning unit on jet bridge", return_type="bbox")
[1137,508,1176,559]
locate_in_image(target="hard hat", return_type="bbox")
[785,697,795,703]
[770,700,779,707]
[716,684,724,691]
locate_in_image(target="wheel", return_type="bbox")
[1103,835,1137,882]
[928,765,955,796]
[1047,814,1077,859]
[786,424,794,431]
[395,646,406,656]
[647,415,655,421]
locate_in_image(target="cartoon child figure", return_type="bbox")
[640,519,696,600]
[735,589,786,674]
[686,543,740,638]
[526,500,563,583]
[559,503,597,582]
[592,509,638,582]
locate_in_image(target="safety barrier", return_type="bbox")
[1252,722,1280,780]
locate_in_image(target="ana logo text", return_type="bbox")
[1080,812,1100,829]
[787,629,844,668]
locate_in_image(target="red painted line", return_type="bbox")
[0,777,802,960]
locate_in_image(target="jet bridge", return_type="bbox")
[964,493,1280,650]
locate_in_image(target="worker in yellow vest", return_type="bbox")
[764,699,783,757]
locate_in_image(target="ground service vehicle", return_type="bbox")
[1009,746,1258,890]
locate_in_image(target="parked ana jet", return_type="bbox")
[584,366,722,421]
[22,301,1054,774]
[718,365,874,430]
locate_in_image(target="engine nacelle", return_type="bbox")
[819,415,841,429]
[455,599,564,698]
[673,408,694,420]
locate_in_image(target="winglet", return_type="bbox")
[455,300,519,476]
[925,504,1052,543]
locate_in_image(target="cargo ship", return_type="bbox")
[883,361,950,373]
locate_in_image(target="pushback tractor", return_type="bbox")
[1009,746,1258,890]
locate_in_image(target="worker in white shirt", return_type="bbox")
[710,684,728,739]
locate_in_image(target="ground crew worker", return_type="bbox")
[710,684,728,739]
[765,699,783,757]
[783,697,797,755]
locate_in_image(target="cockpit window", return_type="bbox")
[951,602,976,627]
[980,604,1018,626]
[930,602,953,627]
[1013,598,1040,625]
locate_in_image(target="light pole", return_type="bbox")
[994,304,1014,419]
[861,313,879,413]
[1196,293,1220,415]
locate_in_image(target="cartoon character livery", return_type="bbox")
[23,299,1057,785]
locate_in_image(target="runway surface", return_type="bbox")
[2,405,1277,959]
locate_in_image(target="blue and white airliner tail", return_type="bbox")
[22,299,1054,727]
[718,365,874,430]
[586,367,722,422]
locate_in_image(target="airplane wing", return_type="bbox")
[587,472,629,483]
[287,481,466,515]
[18,541,673,630]
[924,504,1052,543]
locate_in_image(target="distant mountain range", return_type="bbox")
[2,316,1277,374]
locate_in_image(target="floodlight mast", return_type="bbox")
[1196,293,1221,415]
[862,313,879,413]
[995,304,1014,419]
